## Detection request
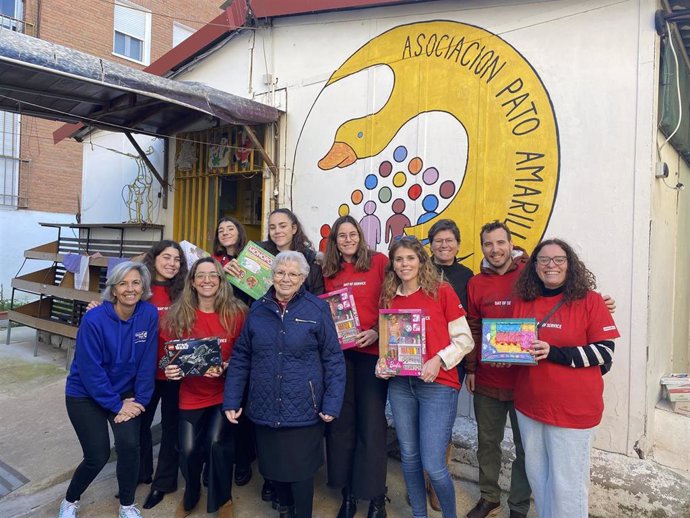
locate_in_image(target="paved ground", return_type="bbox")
[0,325,535,518]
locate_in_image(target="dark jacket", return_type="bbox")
[433,259,473,309]
[260,241,325,295]
[223,286,345,428]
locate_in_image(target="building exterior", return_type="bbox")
[69,0,689,514]
[0,0,222,294]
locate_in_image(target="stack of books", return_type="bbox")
[660,374,690,415]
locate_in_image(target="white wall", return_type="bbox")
[81,131,166,225]
[0,208,73,300]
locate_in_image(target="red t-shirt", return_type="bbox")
[390,283,465,389]
[162,309,244,410]
[466,264,524,390]
[512,291,620,429]
[324,252,388,356]
[149,283,173,381]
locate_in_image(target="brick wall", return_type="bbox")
[17,0,223,214]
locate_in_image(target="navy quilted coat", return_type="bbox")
[223,286,345,428]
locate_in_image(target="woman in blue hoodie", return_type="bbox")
[58,261,158,518]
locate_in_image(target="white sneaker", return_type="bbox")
[57,499,80,518]
[119,504,143,518]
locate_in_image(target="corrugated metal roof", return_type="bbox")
[0,28,281,140]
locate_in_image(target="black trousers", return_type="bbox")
[326,351,389,499]
[234,386,256,469]
[178,405,235,513]
[274,478,314,518]
[65,396,141,506]
[139,379,180,492]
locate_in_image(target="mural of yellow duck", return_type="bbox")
[297,20,560,269]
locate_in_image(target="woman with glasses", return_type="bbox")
[511,239,619,518]
[163,257,247,518]
[59,261,158,518]
[321,215,389,518]
[376,237,473,518]
[223,251,345,518]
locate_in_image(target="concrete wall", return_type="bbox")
[169,0,654,457]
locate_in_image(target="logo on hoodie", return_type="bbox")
[134,330,148,343]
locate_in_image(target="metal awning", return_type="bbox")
[0,28,282,139]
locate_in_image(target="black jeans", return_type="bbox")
[139,379,180,492]
[326,351,389,500]
[65,396,141,506]
[179,405,235,513]
[274,478,314,518]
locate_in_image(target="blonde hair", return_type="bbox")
[380,237,441,308]
[164,257,247,337]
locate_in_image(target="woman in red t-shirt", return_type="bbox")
[321,215,389,518]
[376,237,473,518]
[163,257,247,518]
[512,239,619,518]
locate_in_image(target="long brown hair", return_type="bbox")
[163,257,247,337]
[380,237,441,308]
[322,215,373,277]
[213,216,247,257]
[142,240,188,301]
[514,238,596,302]
[266,208,314,254]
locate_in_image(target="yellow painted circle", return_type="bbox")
[319,20,560,270]
[392,172,407,187]
[338,204,350,216]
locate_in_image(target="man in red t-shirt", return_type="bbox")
[464,221,531,518]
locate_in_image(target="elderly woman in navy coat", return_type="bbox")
[224,251,345,518]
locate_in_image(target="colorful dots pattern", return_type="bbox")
[422,167,439,185]
[364,174,378,190]
[378,187,392,203]
[379,161,393,177]
[393,146,408,162]
[351,190,363,204]
[408,157,423,174]
[392,172,407,188]
[439,180,455,199]
[408,184,422,200]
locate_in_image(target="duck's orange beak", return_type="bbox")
[318,142,358,170]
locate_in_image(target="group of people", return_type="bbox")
[57,208,619,518]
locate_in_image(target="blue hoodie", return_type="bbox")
[65,300,158,413]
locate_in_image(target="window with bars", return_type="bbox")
[113,1,151,64]
[0,110,24,208]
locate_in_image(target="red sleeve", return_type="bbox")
[440,282,465,322]
[586,291,620,343]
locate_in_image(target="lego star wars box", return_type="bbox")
[164,337,222,376]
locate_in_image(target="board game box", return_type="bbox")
[481,318,538,365]
[227,241,275,300]
[319,288,361,349]
[378,309,426,376]
[164,337,222,376]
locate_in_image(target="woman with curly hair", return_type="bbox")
[512,239,619,518]
[163,257,247,518]
[322,216,389,518]
[376,236,473,518]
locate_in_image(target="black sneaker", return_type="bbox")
[466,498,501,518]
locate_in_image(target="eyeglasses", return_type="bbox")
[273,271,302,281]
[536,256,567,266]
[431,238,457,246]
[393,235,420,243]
[194,272,221,281]
[337,232,359,241]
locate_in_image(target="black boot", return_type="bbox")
[278,505,296,518]
[337,487,357,518]
[367,494,389,518]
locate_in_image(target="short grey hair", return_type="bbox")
[101,261,152,303]
[273,251,310,277]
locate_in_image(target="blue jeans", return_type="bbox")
[516,411,595,518]
[389,377,459,518]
